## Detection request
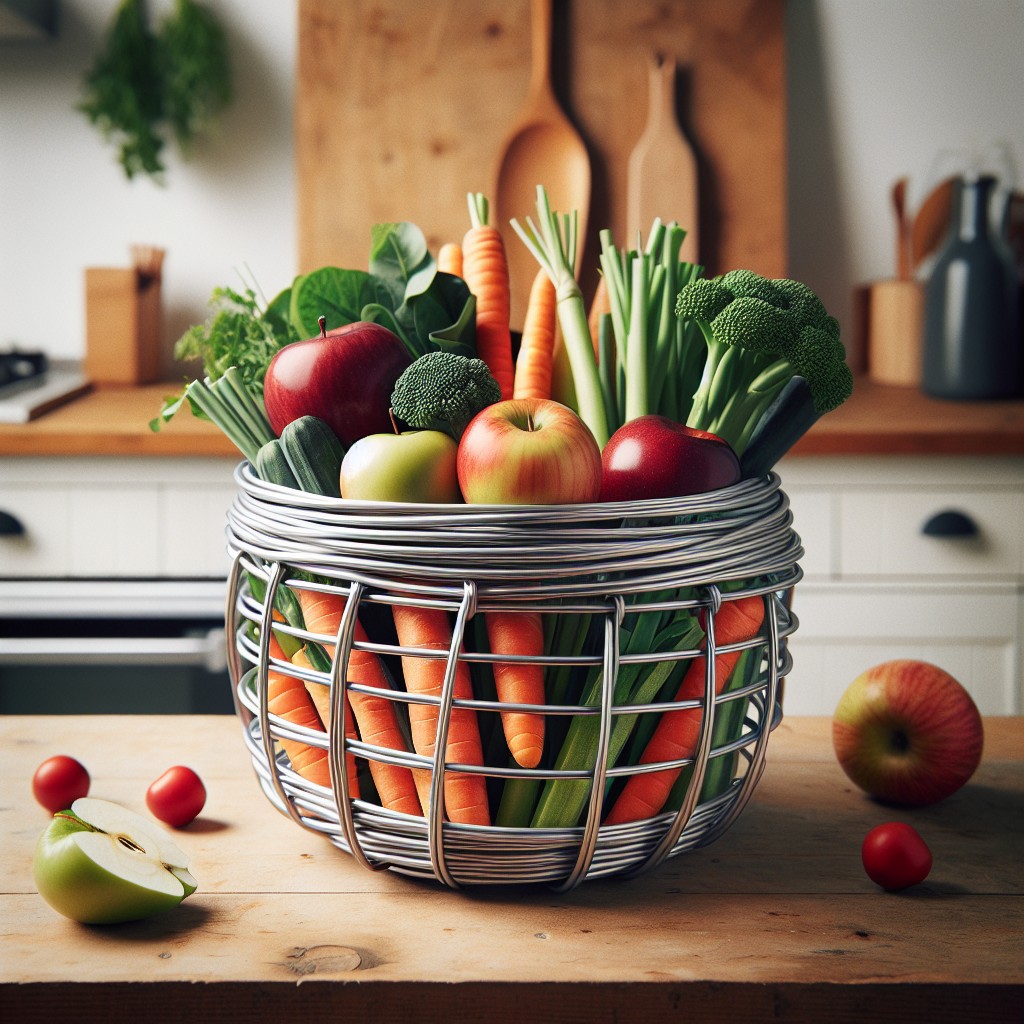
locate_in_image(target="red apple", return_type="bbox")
[598,415,741,502]
[457,398,602,505]
[833,659,984,807]
[263,319,412,447]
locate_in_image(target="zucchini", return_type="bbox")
[254,438,300,489]
[280,415,346,498]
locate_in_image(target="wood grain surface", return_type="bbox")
[2,715,1021,1022]
[295,0,787,307]
[4,379,1023,458]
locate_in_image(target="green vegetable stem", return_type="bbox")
[598,220,705,431]
[511,186,610,448]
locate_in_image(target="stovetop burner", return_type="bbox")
[0,349,48,393]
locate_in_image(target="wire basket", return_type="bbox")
[224,463,802,890]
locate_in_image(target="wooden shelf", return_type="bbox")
[2,378,1023,459]
[789,377,1024,457]
[0,383,238,458]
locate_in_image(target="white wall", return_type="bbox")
[788,0,1024,341]
[0,0,297,371]
[1,0,1021,369]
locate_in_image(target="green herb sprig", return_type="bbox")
[79,0,232,182]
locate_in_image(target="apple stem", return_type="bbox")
[388,407,401,435]
[318,315,327,338]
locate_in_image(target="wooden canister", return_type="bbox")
[867,279,924,387]
[84,265,163,385]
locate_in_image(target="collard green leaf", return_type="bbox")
[289,267,377,338]
[369,222,434,307]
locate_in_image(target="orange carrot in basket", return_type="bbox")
[603,595,766,825]
[486,610,546,768]
[392,602,490,826]
[291,646,361,800]
[438,242,463,278]
[513,267,557,400]
[265,633,331,788]
[296,588,427,817]
[462,192,514,399]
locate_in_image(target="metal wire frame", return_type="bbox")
[224,468,802,889]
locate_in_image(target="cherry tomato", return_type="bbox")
[862,822,932,890]
[146,766,206,827]
[32,755,90,813]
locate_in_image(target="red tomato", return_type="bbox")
[146,765,207,827]
[32,755,90,813]
[862,822,932,890]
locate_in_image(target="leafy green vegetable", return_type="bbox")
[79,0,232,182]
[159,0,232,157]
[79,0,165,180]
[150,282,295,432]
[287,222,477,361]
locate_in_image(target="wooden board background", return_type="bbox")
[296,0,786,306]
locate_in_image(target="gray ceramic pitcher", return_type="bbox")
[921,175,1022,400]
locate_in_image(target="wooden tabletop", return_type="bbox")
[2,378,1024,459]
[1,715,1020,1022]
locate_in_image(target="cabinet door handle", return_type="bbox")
[0,510,26,536]
[920,509,979,537]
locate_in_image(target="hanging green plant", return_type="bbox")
[78,0,233,182]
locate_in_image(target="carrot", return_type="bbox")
[296,589,426,817]
[486,610,546,768]
[438,242,463,278]
[291,647,361,800]
[392,602,490,826]
[513,267,557,400]
[588,274,610,359]
[603,596,766,825]
[265,632,331,788]
[462,192,514,399]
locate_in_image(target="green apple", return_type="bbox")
[340,429,462,503]
[32,797,197,924]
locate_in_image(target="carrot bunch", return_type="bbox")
[392,603,491,826]
[604,595,766,824]
[296,588,427,817]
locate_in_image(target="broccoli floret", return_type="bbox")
[674,269,852,464]
[390,351,501,439]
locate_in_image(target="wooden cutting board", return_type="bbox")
[296,0,786,301]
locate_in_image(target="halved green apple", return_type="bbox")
[32,797,197,924]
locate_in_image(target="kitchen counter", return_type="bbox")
[1,379,1024,458]
[1,715,1020,1022]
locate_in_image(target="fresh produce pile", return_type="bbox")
[155,185,852,832]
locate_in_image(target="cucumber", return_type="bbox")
[280,415,346,498]
[254,439,300,489]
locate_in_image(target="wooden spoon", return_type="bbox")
[627,54,698,263]
[910,176,956,270]
[494,0,591,331]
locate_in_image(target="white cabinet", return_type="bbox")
[777,456,1024,717]
[0,457,239,579]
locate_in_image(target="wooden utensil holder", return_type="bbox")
[867,279,924,387]
[84,266,163,385]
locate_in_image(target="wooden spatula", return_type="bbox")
[626,54,698,262]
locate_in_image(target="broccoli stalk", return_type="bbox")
[389,350,501,440]
[674,269,853,464]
